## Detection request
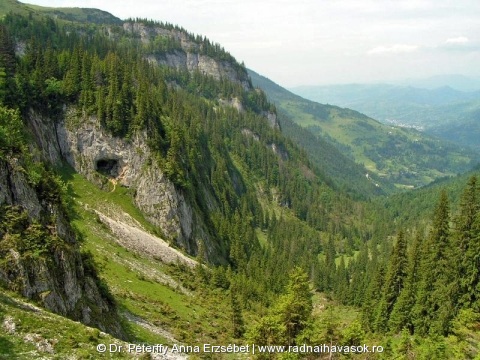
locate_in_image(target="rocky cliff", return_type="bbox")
[27,110,223,262]
[0,157,124,338]
[123,21,251,90]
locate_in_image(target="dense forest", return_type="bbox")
[0,4,479,359]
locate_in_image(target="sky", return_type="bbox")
[22,0,480,87]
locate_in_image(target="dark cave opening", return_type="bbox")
[95,159,119,177]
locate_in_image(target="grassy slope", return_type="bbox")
[291,83,480,150]
[1,0,122,24]
[0,0,31,18]
[0,289,132,359]
[58,165,234,346]
[0,163,234,358]
[378,166,480,230]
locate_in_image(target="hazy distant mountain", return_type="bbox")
[249,69,478,190]
[398,74,480,92]
[290,82,480,149]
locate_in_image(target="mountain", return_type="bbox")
[1,0,122,24]
[290,82,480,150]
[249,70,479,190]
[1,3,479,359]
[240,78,388,197]
[275,111,391,196]
[399,74,480,92]
[0,6,377,356]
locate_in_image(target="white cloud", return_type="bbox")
[446,36,469,44]
[22,0,480,85]
[368,44,420,55]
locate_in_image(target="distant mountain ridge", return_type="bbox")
[249,69,479,190]
[398,74,480,92]
[290,82,480,149]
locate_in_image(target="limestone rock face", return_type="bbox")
[147,50,243,85]
[54,114,204,254]
[134,162,194,251]
[264,111,281,130]
[0,159,124,338]
[55,115,149,188]
[122,22,250,89]
[0,159,42,219]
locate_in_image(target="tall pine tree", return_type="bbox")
[375,230,408,332]
[389,229,423,333]
[453,176,480,310]
[413,190,455,336]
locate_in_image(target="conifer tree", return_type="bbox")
[376,230,408,331]
[324,235,336,291]
[63,45,82,99]
[348,242,369,306]
[276,267,313,345]
[0,25,16,106]
[454,176,480,309]
[79,52,95,111]
[389,230,423,333]
[361,259,385,332]
[334,256,349,302]
[465,215,480,312]
[0,25,15,76]
[230,287,245,338]
[413,190,454,335]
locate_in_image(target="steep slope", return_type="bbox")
[0,109,124,338]
[249,70,478,189]
[0,10,377,354]
[0,0,29,18]
[274,109,389,196]
[377,164,480,230]
[428,106,480,150]
[1,4,479,359]
[0,289,135,359]
[3,10,366,259]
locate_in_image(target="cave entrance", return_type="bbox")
[95,159,119,177]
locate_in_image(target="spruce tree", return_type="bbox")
[0,25,16,107]
[63,45,82,100]
[376,230,408,332]
[413,190,454,336]
[230,288,245,338]
[462,209,480,312]
[276,267,313,345]
[454,176,480,309]
[361,259,385,332]
[334,256,349,303]
[389,229,422,333]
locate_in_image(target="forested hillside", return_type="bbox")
[291,82,480,150]
[249,70,479,190]
[0,2,479,359]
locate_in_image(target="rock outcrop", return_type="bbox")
[123,21,251,90]
[0,158,124,338]
[26,110,222,261]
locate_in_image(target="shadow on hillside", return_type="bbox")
[0,336,17,359]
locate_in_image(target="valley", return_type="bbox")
[249,70,479,190]
[290,81,480,150]
[0,1,479,359]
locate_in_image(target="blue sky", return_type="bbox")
[23,0,480,87]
